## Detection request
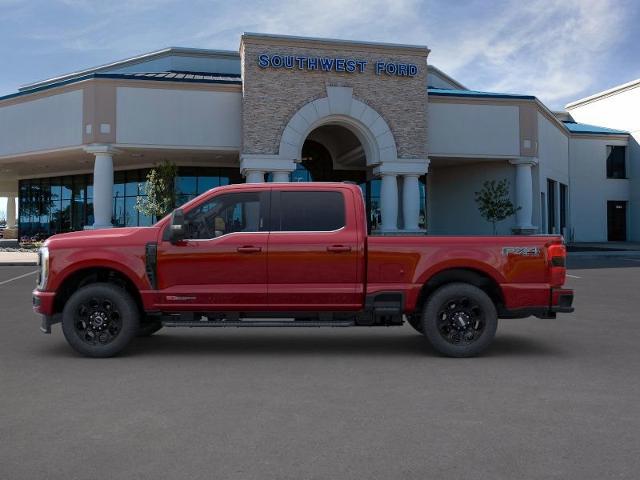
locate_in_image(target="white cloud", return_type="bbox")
[6,0,635,109]
[186,0,632,107]
[423,0,631,107]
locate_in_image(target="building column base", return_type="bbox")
[2,228,18,239]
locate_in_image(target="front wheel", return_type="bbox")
[422,283,498,357]
[61,283,140,358]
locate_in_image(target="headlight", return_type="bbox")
[38,247,49,290]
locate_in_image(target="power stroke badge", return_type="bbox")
[502,246,542,257]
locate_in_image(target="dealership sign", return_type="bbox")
[257,53,418,77]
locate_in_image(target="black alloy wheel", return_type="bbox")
[62,283,139,358]
[436,295,486,346]
[422,283,498,357]
[73,296,123,346]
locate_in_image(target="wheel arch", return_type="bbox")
[53,266,144,316]
[414,267,504,315]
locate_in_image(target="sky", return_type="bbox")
[1,0,640,216]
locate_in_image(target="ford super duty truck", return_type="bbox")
[33,182,574,358]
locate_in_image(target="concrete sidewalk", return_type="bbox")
[0,251,38,266]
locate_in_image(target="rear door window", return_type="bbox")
[277,191,345,232]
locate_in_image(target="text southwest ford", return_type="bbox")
[33,182,574,358]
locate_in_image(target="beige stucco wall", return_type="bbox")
[240,35,429,160]
[0,89,83,157]
[116,86,242,148]
[427,102,520,157]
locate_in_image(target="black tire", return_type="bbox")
[137,320,163,337]
[406,315,424,334]
[61,283,140,358]
[422,283,497,357]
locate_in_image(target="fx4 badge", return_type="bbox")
[502,246,541,257]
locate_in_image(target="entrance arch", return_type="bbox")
[278,86,398,166]
[274,86,427,233]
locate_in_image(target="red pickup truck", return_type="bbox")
[33,182,573,358]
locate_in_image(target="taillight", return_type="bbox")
[548,243,566,286]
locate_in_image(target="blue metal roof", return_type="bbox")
[428,87,536,100]
[562,121,628,135]
[0,71,242,102]
[119,71,241,82]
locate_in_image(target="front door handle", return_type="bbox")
[327,245,352,253]
[237,246,262,253]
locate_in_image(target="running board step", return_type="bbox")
[162,320,355,328]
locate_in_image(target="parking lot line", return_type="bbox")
[566,274,581,279]
[0,270,38,287]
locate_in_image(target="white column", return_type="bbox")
[271,171,290,182]
[240,155,295,184]
[6,195,16,229]
[380,173,399,232]
[244,170,265,183]
[85,145,117,229]
[402,174,421,232]
[509,157,538,233]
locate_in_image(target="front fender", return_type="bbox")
[47,247,149,292]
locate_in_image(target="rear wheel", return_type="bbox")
[422,283,497,357]
[61,283,139,358]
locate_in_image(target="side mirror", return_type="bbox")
[169,208,186,243]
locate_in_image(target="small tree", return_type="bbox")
[135,160,178,220]
[474,179,520,235]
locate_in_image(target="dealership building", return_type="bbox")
[0,33,637,241]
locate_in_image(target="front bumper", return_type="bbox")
[33,289,58,333]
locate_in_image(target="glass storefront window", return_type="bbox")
[176,175,197,196]
[124,197,138,227]
[21,166,405,239]
[197,176,217,194]
[113,196,125,227]
[61,177,73,200]
[113,171,125,198]
[86,175,94,199]
[60,199,72,231]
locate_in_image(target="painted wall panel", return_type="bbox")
[116,87,242,148]
[0,90,83,156]
[429,161,517,235]
[428,102,520,157]
[568,86,639,241]
[536,113,569,234]
[569,137,629,242]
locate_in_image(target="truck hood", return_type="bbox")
[44,227,161,249]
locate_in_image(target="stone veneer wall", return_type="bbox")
[240,36,429,160]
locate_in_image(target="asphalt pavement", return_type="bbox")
[1,258,639,480]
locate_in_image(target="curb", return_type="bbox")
[0,262,38,266]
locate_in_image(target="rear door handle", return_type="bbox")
[237,246,262,253]
[327,245,352,253]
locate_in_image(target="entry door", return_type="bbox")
[267,188,362,310]
[155,190,270,310]
[607,201,627,241]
